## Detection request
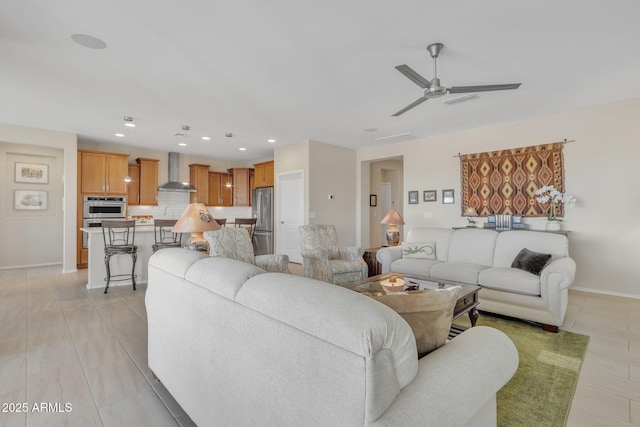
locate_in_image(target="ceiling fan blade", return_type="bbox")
[392,96,429,117]
[448,83,521,94]
[395,65,431,89]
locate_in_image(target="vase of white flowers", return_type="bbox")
[535,185,564,231]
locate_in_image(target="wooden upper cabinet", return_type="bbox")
[220,172,233,206]
[80,151,106,194]
[189,164,210,204]
[137,158,159,205]
[208,172,222,206]
[127,164,141,205]
[229,168,251,206]
[79,150,128,195]
[253,160,274,188]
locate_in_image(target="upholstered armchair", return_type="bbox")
[204,228,290,273]
[298,224,368,285]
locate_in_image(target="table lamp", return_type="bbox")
[464,207,479,227]
[380,209,404,246]
[173,203,220,252]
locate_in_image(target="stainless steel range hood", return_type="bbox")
[158,152,196,192]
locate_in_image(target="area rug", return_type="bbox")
[452,313,589,427]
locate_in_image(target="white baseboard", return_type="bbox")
[0,262,63,271]
[570,286,640,300]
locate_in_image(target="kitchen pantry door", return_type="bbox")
[276,170,304,264]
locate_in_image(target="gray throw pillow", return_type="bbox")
[402,241,436,259]
[511,248,552,275]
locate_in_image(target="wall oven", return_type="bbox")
[82,196,127,248]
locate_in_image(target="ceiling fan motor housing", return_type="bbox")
[426,77,447,97]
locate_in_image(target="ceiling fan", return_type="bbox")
[392,43,521,116]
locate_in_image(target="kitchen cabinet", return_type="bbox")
[79,150,128,195]
[254,160,274,188]
[127,158,159,206]
[249,169,255,205]
[228,168,252,206]
[208,171,233,206]
[137,158,159,205]
[189,164,210,204]
[127,164,140,205]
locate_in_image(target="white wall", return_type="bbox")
[358,97,640,297]
[308,141,357,246]
[0,123,77,272]
[275,140,358,246]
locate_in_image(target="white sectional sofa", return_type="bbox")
[377,228,576,331]
[146,248,518,427]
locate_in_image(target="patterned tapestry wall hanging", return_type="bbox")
[460,142,564,217]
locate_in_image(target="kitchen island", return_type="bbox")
[81,225,158,290]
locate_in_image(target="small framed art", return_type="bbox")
[15,162,48,184]
[14,190,48,210]
[369,194,377,207]
[442,189,454,204]
[408,191,419,204]
[423,190,436,202]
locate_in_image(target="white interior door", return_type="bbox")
[277,170,304,263]
[380,182,391,244]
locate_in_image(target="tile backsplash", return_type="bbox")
[128,192,252,221]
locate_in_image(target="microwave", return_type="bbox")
[83,196,127,218]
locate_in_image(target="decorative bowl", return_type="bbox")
[380,277,405,293]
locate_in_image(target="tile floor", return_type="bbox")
[0,264,638,426]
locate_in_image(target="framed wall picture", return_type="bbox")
[423,190,437,202]
[15,162,49,184]
[442,189,454,204]
[408,191,419,204]
[369,194,377,207]
[14,190,48,210]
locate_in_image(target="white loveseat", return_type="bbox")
[147,248,518,426]
[377,228,576,331]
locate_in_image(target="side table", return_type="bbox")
[363,247,383,277]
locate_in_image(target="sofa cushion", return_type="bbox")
[390,258,442,277]
[406,228,453,261]
[184,257,266,300]
[511,248,552,275]
[493,230,569,268]
[402,241,436,259]
[429,262,490,285]
[479,267,541,296]
[148,247,207,278]
[447,229,498,266]
[373,287,460,357]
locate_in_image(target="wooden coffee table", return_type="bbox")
[341,272,480,338]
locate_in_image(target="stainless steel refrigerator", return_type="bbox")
[252,187,274,255]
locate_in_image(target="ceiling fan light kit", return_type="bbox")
[392,43,521,116]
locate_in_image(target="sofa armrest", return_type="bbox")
[338,246,364,261]
[255,254,291,274]
[376,246,403,273]
[541,256,576,293]
[372,326,518,426]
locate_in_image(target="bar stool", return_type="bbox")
[152,219,182,252]
[102,219,137,294]
[215,218,227,227]
[234,218,257,241]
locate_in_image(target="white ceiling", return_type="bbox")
[2,1,640,161]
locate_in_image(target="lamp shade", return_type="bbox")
[380,209,405,225]
[173,203,220,233]
[463,207,478,217]
[173,203,219,252]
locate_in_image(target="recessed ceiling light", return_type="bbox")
[201,136,211,141]
[123,116,135,127]
[114,133,125,137]
[178,143,187,147]
[239,147,247,151]
[71,33,107,50]
[267,139,276,143]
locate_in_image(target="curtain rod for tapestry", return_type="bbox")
[451,138,576,158]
